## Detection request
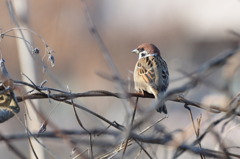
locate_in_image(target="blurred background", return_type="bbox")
[0,0,240,158]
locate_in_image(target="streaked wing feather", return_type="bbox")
[137,57,158,90]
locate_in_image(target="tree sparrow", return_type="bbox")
[132,43,169,114]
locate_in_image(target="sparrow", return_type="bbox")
[132,43,169,114]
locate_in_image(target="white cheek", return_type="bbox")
[139,53,158,59]
[138,51,148,59]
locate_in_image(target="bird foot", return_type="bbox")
[156,104,168,114]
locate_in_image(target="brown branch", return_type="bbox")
[15,90,228,114]
[13,76,232,115]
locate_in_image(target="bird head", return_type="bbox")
[132,43,160,59]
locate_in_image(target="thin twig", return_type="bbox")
[25,115,39,159]
[184,104,205,159]
[0,132,27,159]
[122,97,139,158]
[69,88,93,159]
[171,47,240,82]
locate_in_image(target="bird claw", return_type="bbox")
[156,104,168,114]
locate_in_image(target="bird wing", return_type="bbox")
[137,56,169,92]
[137,56,159,90]
[157,57,169,92]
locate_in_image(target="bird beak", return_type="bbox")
[132,49,139,54]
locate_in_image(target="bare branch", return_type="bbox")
[0,132,27,159]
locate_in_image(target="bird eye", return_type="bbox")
[138,48,144,52]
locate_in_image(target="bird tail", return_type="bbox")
[155,92,168,114]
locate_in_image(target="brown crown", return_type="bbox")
[137,43,160,55]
